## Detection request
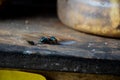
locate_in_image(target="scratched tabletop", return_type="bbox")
[0,6,120,75]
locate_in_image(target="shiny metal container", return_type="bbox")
[58,0,120,38]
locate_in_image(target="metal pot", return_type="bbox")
[58,0,120,38]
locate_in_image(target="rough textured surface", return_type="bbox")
[38,71,120,80]
[0,16,120,75]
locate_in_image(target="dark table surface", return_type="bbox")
[0,10,120,75]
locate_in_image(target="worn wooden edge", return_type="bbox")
[0,43,120,75]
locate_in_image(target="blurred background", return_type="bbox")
[0,0,120,80]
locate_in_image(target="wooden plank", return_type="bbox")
[0,17,120,75]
